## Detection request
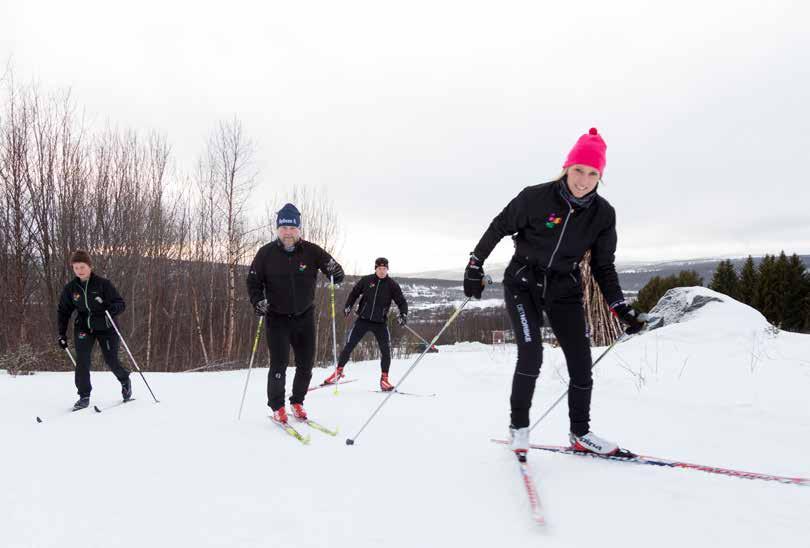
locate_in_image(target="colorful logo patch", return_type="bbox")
[545,213,563,229]
[298,263,307,272]
[72,292,81,302]
[78,331,87,339]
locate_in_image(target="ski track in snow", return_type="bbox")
[2,288,809,547]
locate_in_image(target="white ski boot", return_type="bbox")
[510,426,530,461]
[569,431,619,455]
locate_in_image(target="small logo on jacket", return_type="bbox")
[545,213,562,229]
[298,263,307,272]
[72,292,81,302]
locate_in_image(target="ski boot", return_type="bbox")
[569,431,619,455]
[121,377,132,401]
[291,403,308,421]
[322,367,344,385]
[72,397,90,411]
[380,373,395,392]
[272,407,289,424]
[510,425,530,461]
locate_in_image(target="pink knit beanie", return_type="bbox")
[563,127,607,175]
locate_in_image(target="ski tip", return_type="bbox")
[93,406,102,413]
[36,416,42,423]
[346,438,355,446]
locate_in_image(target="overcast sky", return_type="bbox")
[2,0,808,275]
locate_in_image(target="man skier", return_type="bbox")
[57,250,132,410]
[324,257,408,391]
[246,203,345,424]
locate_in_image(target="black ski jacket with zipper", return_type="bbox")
[345,274,408,323]
[473,180,624,306]
[57,273,126,336]
[246,239,343,316]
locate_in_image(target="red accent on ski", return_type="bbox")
[517,458,545,525]
[491,439,809,486]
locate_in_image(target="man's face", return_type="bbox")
[278,226,301,247]
[72,262,91,280]
[375,265,388,279]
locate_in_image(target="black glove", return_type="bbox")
[254,299,269,316]
[463,253,485,299]
[344,306,352,318]
[612,303,647,335]
[57,336,68,349]
[397,313,407,326]
[326,259,345,285]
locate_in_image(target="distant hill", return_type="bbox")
[402,256,810,294]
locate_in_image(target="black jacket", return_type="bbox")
[345,274,408,323]
[57,273,125,336]
[246,239,343,316]
[473,180,624,306]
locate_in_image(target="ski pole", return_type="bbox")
[329,275,341,395]
[64,347,78,368]
[347,275,492,446]
[238,316,265,420]
[403,323,436,352]
[105,310,160,403]
[529,332,630,432]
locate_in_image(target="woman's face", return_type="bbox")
[72,262,92,280]
[566,164,601,198]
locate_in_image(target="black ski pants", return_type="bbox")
[74,326,130,398]
[504,264,593,435]
[337,318,391,373]
[266,307,316,410]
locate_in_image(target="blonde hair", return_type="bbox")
[553,166,604,185]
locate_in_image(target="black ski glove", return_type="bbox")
[254,299,269,316]
[397,313,407,326]
[326,259,345,285]
[612,303,647,335]
[463,253,485,299]
[57,336,68,349]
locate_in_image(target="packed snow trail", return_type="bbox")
[3,289,809,547]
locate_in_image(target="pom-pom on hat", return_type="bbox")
[563,127,607,175]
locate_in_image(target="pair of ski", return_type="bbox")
[36,398,135,423]
[271,416,338,445]
[496,439,809,526]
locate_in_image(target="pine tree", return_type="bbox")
[783,254,807,331]
[756,254,780,325]
[737,256,758,306]
[634,270,704,313]
[709,260,739,299]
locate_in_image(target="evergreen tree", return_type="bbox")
[737,256,758,306]
[676,270,704,286]
[634,270,704,313]
[783,254,807,331]
[756,254,780,325]
[709,260,739,299]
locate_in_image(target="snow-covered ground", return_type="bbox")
[2,289,809,547]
